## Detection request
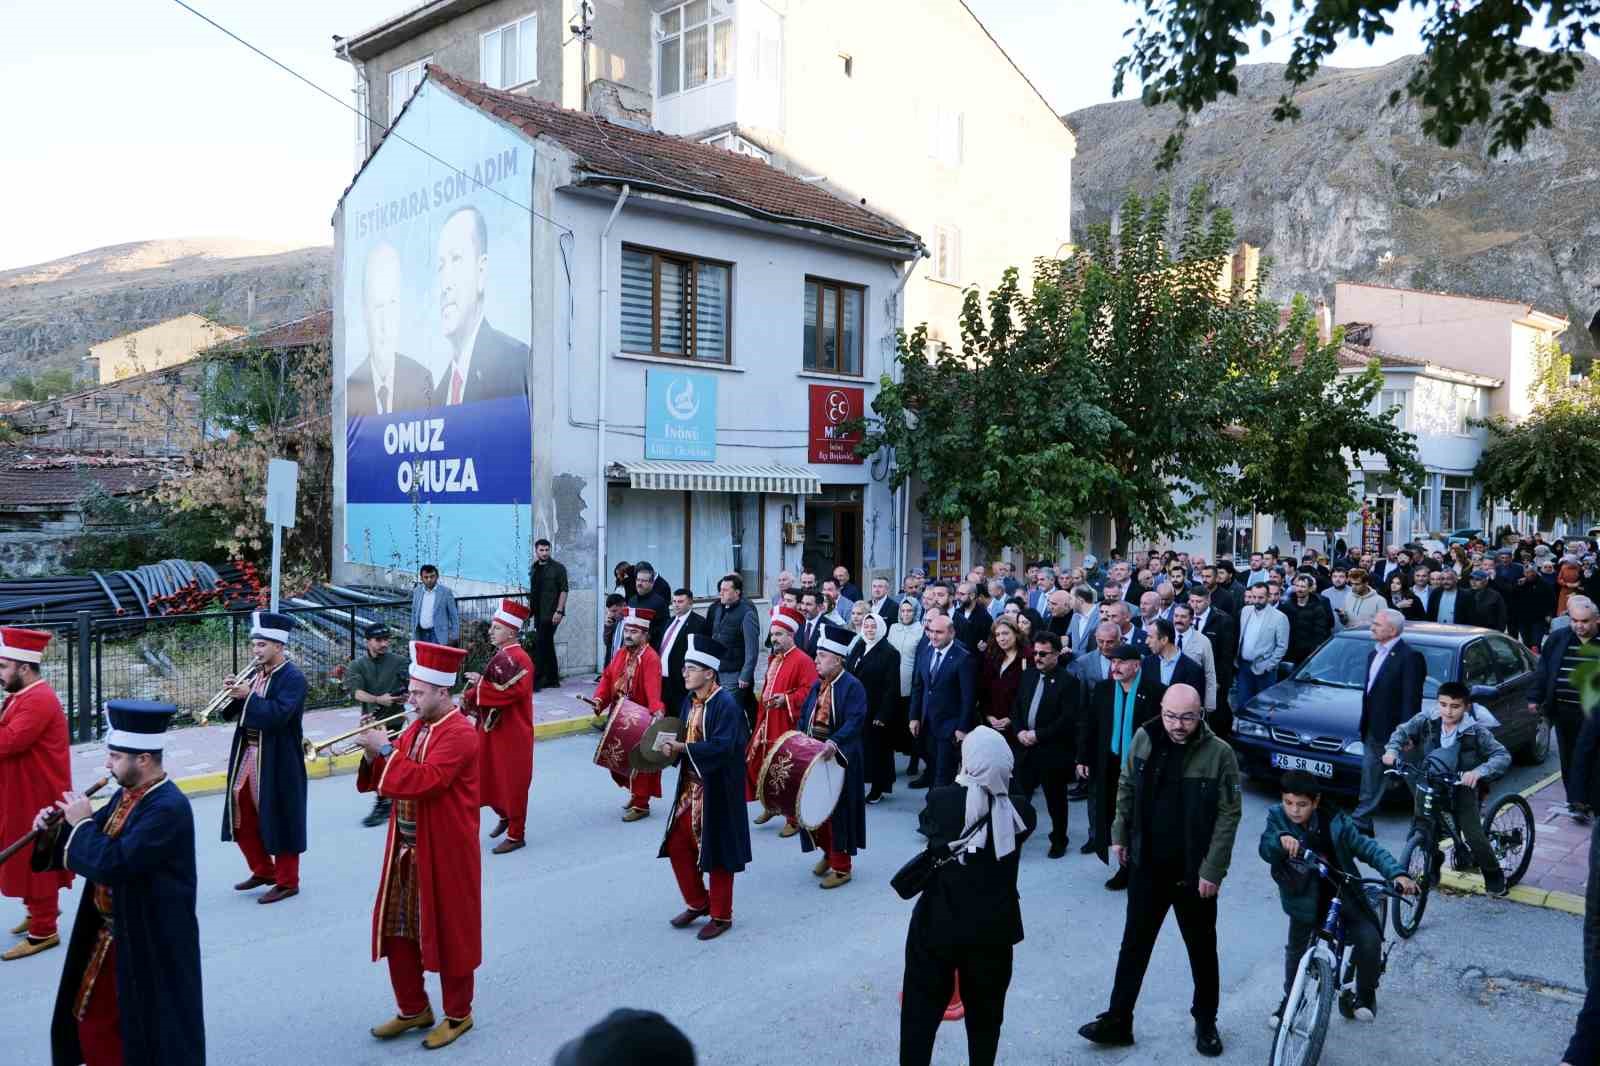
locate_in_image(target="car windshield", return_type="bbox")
[1294,638,1456,697]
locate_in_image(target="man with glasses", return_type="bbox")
[1005,632,1078,858]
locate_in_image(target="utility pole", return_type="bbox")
[570,0,594,110]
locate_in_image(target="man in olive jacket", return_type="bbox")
[1078,683,1240,1058]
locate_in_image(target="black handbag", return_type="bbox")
[891,812,991,901]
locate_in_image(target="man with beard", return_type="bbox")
[347,241,434,416]
[434,205,528,405]
[591,607,666,822]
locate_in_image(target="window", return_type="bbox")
[481,14,537,90]
[1449,389,1477,435]
[608,489,763,598]
[657,0,732,97]
[1460,640,1496,688]
[928,107,963,166]
[1379,388,1409,430]
[932,225,961,283]
[620,246,731,363]
[1487,636,1533,684]
[803,278,864,376]
[699,133,770,162]
[387,56,431,124]
[1438,475,1473,532]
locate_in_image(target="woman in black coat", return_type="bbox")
[1386,574,1426,621]
[848,612,903,803]
[901,727,1036,1066]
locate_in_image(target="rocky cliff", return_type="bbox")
[0,239,332,381]
[1066,55,1600,359]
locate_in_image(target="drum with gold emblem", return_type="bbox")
[592,697,654,776]
[756,730,844,830]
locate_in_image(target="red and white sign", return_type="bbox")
[807,384,864,464]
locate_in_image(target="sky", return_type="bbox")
[0,0,1588,272]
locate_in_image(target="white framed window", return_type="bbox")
[1379,387,1409,430]
[387,56,432,124]
[656,0,733,98]
[928,107,963,167]
[481,14,537,90]
[932,225,961,284]
[700,132,771,162]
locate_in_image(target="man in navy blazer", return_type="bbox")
[1352,608,1427,834]
[908,613,977,786]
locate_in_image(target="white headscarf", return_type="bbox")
[954,726,1027,862]
[860,612,884,648]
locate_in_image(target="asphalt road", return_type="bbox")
[0,733,1583,1065]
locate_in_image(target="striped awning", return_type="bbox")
[607,461,821,495]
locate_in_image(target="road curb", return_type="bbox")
[170,715,597,798]
[1436,769,1585,915]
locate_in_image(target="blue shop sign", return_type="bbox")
[644,369,717,461]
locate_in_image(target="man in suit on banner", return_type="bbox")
[434,205,528,406]
[348,241,434,417]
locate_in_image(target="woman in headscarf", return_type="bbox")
[849,611,903,804]
[887,598,925,780]
[900,727,1037,1066]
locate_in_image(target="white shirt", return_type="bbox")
[419,588,437,628]
[661,613,689,676]
[1440,721,1460,748]
[1367,636,1399,691]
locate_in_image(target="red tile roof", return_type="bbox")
[0,449,179,507]
[210,309,332,352]
[365,68,922,252]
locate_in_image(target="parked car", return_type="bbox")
[1445,528,1484,547]
[1413,538,1447,557]
[1231,623,1550,797]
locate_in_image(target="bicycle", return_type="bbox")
[1269,849,1404,1066]
[1385,758,1535,938]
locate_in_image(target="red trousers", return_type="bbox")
[487,804,526,843]
[24,893,61,938]
[235,785,300,889]
[665,808,733,921]
[611,769,662,812]
[812,823,852,874]
[77,939,121,1066]
[384,935,474,1020]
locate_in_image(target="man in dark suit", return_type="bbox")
[1077,645,1166,889]
[1004,631,1079,858]
[908,614,977,787]
[1141,619,1205,695]
[656,588,708,716]
[347,240,436,417]
[797,589,827,657]
[435,205,529,406]
[865,576,899,625]
[1423,567,1473,626]
[1189,587,1237,738]
[958,583,993,652]
[1352,609,1427,835]
[628,561,671,647]
[1529,595,1599,813]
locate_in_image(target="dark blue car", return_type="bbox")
[1231,623,1550,796]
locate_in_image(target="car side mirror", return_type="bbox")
[1469,683,1497,701]
[1277,661,1296,681]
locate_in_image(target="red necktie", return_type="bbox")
[450,366,465,404]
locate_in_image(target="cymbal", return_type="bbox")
[630,716,684,771]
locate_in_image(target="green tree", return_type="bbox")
[1115,1,1598,167]
[3,367,81,401]
[1474,401,1600,529]
[1227,298,1424,541]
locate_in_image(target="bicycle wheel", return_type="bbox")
[1270,952,1335,1066]
[1485,793,1536,888]
[1392,839,1432,938]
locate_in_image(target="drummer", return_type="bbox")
[749,605,817,839]
[795,624,868,889]
[592,607,666,822]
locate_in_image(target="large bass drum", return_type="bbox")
[593,698,653,776]
[757,731,844,831]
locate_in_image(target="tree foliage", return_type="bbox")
[3,368,81,401]
[1115,0,1598,168]
[1474,348,1600,526]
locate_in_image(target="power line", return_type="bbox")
[166,0,572,235]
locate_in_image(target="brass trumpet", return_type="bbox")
[302,711,409,761]
[195,658,263,726]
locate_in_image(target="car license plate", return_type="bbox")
[1270,753,1334,778]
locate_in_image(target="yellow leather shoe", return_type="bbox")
[753,809,776,825]
[8,918,27,936]
[812,856,830,877]
[371,1009,435,1039]
[2,934,59,961]
[422,1015,474,1050]
[621,808,650,823]
[778,823,799,839]
[819,870,852,890]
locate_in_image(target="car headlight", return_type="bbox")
[1344,739,1364,755]
[1234,719,1270,738]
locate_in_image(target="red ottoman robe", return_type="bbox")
[462,644,534,828]
[593,644,666,798]
[0,680,73,901]
[746,648,818,801]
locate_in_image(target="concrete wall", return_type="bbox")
[89,315,242,384]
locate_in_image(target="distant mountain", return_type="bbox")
[1066,55,1600,360]
[0,238,333,382]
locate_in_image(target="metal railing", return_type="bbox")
[33,594,519,742]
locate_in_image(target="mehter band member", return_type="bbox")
[355,641,481,1051]
[750,605,817,839]
[0,627,72,961]
[658,636,752,941]
[221,611,309,904]
[592,606,666,821]
[33,700,203,1066]
[796,624,867,890]
[462,599,535,855]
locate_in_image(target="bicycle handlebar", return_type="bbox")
[1384,761,1462,787]
[1290,850,1407,898]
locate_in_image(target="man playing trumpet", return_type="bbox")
[592,606,665,822]
[221,612,308,905]
[354,641,481,1051]
[461,599,534,855]
[346,622,411,828]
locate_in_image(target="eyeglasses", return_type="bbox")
[1160,712,1202,726]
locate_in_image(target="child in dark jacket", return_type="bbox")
[1260,771,1417,1027]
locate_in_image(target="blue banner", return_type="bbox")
[644,368,717,461]
[347,397,531,504]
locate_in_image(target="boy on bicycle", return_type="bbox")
[1260,771,1416,1026]
[1382,680,1512,896]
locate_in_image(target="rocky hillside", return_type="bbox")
[1066,55,1600,359]
[0,239,333,382]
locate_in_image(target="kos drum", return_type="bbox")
[757,731,844,831]
[593,698,653,775]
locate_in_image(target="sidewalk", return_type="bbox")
[1441,770,1591,915]
[69,677,600,797]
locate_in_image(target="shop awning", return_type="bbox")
[607,461,821,495]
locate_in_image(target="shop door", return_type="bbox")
[804,500,862,584]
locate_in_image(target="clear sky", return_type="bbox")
[1,0,1588,272]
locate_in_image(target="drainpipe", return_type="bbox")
[886,256,919,583]
[595,184,630,668]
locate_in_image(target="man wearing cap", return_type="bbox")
[0,627,73,961]
[592,606,666,822]
[1077,644,1167,891]
[1465,568,1508,632]
[354,641,481,1050]
[347,622,412,828]
[462,599,535,854]
[658,636,752,940]
[750,605,818,838]
[32,699,204,1066]
[796,624,868,889]
[221,611,309,904]
[552,1008,696,1065]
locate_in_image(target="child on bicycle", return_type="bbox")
[1260,771,1416,1026]
[1381,680,1512,895]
